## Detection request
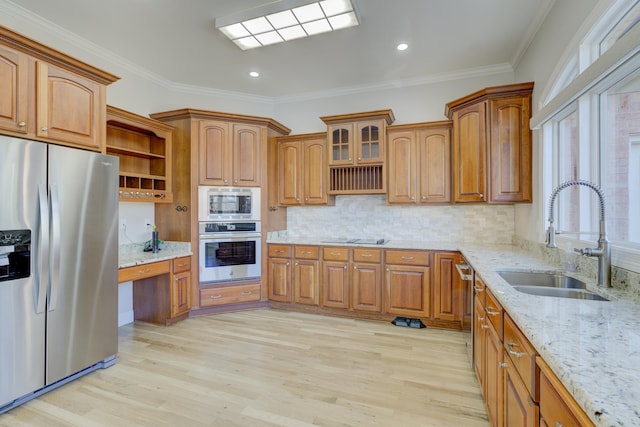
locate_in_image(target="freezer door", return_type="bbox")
[0,136,47,408]
[46,145,119,385]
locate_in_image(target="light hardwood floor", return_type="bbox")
[0,310,489,427]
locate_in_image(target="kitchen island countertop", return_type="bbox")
[267,236,640,427]
[118,241,192,269]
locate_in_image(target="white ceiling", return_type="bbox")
[7,0,555,98]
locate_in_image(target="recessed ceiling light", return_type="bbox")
[397,43,409,51]
[249,71,260,77]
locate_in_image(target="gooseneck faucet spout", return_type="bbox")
[546,180,610,287]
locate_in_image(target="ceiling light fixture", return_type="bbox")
[397,43,408,51]
[249,71,260,77]
[216,0,359,50]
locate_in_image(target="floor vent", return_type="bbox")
[391,316,426,328]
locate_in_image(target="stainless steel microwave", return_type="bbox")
[198,186,261,221]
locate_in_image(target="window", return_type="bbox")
[540,0,640,271]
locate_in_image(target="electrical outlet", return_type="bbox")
[144,218,152,229]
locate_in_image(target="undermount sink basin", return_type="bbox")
[496,270,587,289]
[496,270,609,301]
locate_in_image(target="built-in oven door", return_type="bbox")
[199,236,261,284]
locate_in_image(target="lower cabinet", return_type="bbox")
[351,248,382,312]
[267,244,464,329]
[322,247,350,308]
[200,283,261,306]
[120,256,192,326]
[384,249,430,317]
[473,276,595,427]
[293,245,320,305]
[538,357,595,427]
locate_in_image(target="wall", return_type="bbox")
[512,0,602,243]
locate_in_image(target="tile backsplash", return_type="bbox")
[284,195,515,244]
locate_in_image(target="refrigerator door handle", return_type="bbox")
[36,184,49,314]
[48,184,61,312]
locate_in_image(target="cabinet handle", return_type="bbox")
[41,126,48,131]
[401,256,414,261]
[296,198,300,201]
[240,291,253,296]
[477,316,484,322]
[481,324,489,329]
[330,252,341,256]
[498,362,508,368]
[210,294,223,299]
[18,121,26,127]
[357,157,361,160]
[485,307,500,316]
[177,263,187,267]
[473,286,484,292]
[138,268,152,275]
[301,251,312,255]
[286,262,290,266]
[506,342,524,358]
[555,423,564,427]
[360,253,372,258]
[275,249,285,253]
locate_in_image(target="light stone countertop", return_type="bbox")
[118,241,192,269]
[267,236,640,427]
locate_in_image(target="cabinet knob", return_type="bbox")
[234,179,238,184]
[343,265,347,270]
[41,126,48,131]
[18,121,26,127]
[479,193,484,198]
[224,179,228,183]
[357,157,361,160]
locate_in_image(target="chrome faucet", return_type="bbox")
[545,180,611,287]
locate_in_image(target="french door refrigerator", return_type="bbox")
[0,134,119,413]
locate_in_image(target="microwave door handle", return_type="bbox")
[36,184,49,314]
[48,184,61,312]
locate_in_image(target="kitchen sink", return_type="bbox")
[496,270,609,301]
[510,285,609,301]
[496,270,587,289]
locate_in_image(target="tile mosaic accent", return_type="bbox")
[284,195,515,244]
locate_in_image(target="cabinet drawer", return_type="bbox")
[385,249,429,266]
[538,357,595,427]
[200,284,261,307]
[323,247,349,261]
[294,245,319,259]
[118,260,171,282]
[269,244,292,258]
[172,256,191,273]
[353,248,381,263]
[504,314,538,399]
[484,289,503,339]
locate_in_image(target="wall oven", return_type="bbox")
[199,221,261,284]
[198,186,260,221]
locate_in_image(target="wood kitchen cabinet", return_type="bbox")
[384,249,431,317]
[267,244,293,303]
[199,120,262,187]
[106,105,173,203]
[293,245,320,305]
[0,25,118,151]
[387,121,452,204]
[445,82,533,203]
[320,110,395,194]
[538,357,595,427]
[120,256,192,325]
[322,247,350,309]
[277,133,332,206]
[150,109,290,310]
[351,248,382,312]
[432,251,463,323]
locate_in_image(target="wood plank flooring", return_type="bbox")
[0,310,488,427]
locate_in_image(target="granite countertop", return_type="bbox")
[118,241,192,269]
[267,236,640,427]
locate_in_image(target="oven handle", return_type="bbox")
[199,233,262,240]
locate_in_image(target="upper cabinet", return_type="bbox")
[199,120,263,187]
[277,132,333,206]
[445,82,533,203]
[106,106,174,203]
[321,110,395,195]
[0,25,119,151]
[387,121,452,204]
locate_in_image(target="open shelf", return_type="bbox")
[106,106,174,203]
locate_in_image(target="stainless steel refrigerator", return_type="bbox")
[0,134,119,413]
